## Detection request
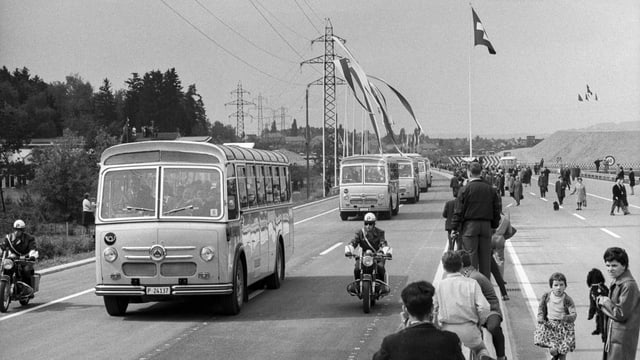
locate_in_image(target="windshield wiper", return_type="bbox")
[125,206,155,213]
[163,205,194,215]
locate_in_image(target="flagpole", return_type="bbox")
[468,3,473,160]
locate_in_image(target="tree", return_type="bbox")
[94,78,119,135]
[209,121,237,144]
[290,118,298,136]
[29,129,98,221]
[270,120,277,133]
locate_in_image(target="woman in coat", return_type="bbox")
[597,247,640,360]
[513,176,523,206]
[570,177,587,210]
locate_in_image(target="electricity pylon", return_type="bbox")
[225,81,254,139]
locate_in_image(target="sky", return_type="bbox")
[1,0,639,138]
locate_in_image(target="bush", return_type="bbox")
[36,234,94,260]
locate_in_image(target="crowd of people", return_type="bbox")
[372,160,639,360]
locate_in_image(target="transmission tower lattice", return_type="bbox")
[301,18,345,192]
[225,82,254,139]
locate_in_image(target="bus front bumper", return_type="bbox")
[95,283,234,296]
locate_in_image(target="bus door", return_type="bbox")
[255,165,271,278]
[237,165,261,283]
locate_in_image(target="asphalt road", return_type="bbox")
[0,172,638,360]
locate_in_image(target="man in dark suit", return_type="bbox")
[372,281,464,360]
[452,162,502,278]
[610,177,630,215]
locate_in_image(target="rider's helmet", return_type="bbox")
[13,219,26,230]
[364,212,376,223]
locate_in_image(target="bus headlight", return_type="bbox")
[103,247,118,263]
[378,193,385,199]
[200,246,215,262]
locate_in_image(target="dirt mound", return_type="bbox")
[506,130,640,168]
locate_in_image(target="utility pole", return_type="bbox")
[225,82,254,139]
[278,107,292,134]
[301,18,345,195]
[253,93,266,137]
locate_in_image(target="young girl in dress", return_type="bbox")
[535,272,577,359]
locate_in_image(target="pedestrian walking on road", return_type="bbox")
[616,166,625,181]
[629,168,635,195]
[610,178,630,216]
[512,175,523,206]
[597,247,640,360]
[433,251,494,360]
[570,177,587,210]
[534,272,577,360]
[594,159,602,173]
[442,195,460,251]
[555,176,567,206]
[538,171,549,198]
[451,162,502,279]
[373,281,465,360]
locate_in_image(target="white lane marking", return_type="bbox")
[0,288,94,322]
[529,192,536,196]
[600,228,621,239]
[506,203,513,208]
[540,198,548,202]
[294,208,336,225]
[320,242,343,255]
[506,241,539,321]
[589,193,639,209]
[572,213,586,220]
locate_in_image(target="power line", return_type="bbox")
[252,0,314,41]
[247,0,308,61]
[193,0,296,64]
[294,0,322,34]
[159,0,297,84]
[301,0,324,23]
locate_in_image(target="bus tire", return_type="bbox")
[104,296,129,316]
[266,242,284,289]
[340,212,349,221]
[222,255,246,315]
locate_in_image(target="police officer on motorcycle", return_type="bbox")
[346,213,388,286]
[1,220,39,297]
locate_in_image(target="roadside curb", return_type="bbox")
[39,257,95,276]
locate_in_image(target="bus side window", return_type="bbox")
[273,167,281,202]
[264,166,273,204]
[237,165,248,208]
[256,165,265,205]
[280,166,289,201]
[227,178,239,219]
[246,165,257,207]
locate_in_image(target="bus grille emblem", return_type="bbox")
[150,245,166,261]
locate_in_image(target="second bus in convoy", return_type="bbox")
[94,140,293,316]
[384,155,420,203]
[339,155,400,221]
[405,154,432,192]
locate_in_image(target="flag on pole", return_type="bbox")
[578,94,583,101]
[472,8,496,55]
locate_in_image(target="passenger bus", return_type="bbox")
[94,140,293,316]
[499,156,518,172]
[405,154,432,192]
[339,155,400,220]
[384,155,420,203]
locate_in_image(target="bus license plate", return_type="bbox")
[146,287,170,295]
[360,208,369,211]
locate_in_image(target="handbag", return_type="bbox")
[534,322,552,348]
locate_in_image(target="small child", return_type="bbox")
[586,268,608,343]
[535,272,577,360]
[442,195,459,251]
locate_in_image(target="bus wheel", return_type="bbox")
[340,212,349,221]
[222,257,245,315]
[266,243,284,289]
[104,296,129,316]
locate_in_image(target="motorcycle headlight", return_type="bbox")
[362,255,374,267]
[200,246,215,262]
[103,247,118,263]
[2,258,14,270]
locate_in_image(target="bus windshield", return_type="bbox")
[364,165,386,183]
[162,167,222,217]
[398,163,412,177]
[100,168,157,219]
[341,165,363,184]
[100,167,223,219]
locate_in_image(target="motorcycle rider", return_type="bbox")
[345,213,389,295]
[1,219,39,298]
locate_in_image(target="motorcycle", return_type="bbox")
[345,245,392,313]
[0,250,40,312]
